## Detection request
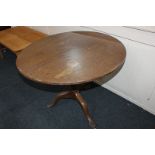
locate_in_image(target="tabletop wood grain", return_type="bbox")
[16,31,126,85]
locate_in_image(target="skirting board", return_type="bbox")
[95,81,155,116]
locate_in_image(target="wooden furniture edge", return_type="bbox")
[0,26,48,56]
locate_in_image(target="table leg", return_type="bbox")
[0,50,3,60]
[0,44,6,60]
[48,90,96,128]
[0,52,3,60]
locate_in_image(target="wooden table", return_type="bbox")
[0,26,47,56]
[16,31,126,128]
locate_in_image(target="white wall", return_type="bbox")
[100,37,155,114]
[126,26,155,32]
[89,26,155,46]
[29,26,155,115]
[29,26,89,35]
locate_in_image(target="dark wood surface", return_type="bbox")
[16,31,126,85]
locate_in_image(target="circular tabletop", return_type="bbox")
[16,31,126,85]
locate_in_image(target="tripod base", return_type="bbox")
[48,90,96,128]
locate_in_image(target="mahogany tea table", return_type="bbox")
[16,31,126,128]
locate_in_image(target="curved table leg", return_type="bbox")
[47,91,72,108]
[74,91,96,128]
[48,90,96,128]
